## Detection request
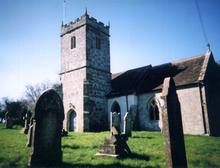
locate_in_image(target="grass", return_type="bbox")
[0,124,31,167]
[0,123,220,167]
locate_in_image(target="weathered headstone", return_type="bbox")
[29,89,64,167]
[5,111,13,129]
[97,111,131,157]
[26,117,34,147]
[123,112,132,137]
[129,105,138,130]
[23,111,32,134]
[111,112,121,135]
[160,77,187,168]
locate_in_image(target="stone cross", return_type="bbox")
[123,112,132,137]
[160,77,187,168]
[5,111,13,129]
[23,111,32,134]
[29,89,64,167]
[111,112,120,135]
[97,111,131,157]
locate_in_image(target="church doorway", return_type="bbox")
[111,101,121,114]
[67,110,77,131]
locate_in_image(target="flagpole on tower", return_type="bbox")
[62,0,66,26]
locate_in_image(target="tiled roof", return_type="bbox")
[109,52,211,97]
[110,65,152,96]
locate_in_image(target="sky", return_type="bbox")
[0,0,220,99]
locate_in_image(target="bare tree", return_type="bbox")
[23,81,62,111]
[24,82,52,110]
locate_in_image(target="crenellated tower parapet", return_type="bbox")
[61,13,109,37]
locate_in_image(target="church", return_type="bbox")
[60,11,220,136]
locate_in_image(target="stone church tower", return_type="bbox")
[60,11,111,132]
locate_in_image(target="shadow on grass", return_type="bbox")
[0,156,23,167]
[60,152,151,168]
[132,135,154,139]
[62,144,99,150]
[60,162,154,168]
[62,144,80,149]
[191,159,219,168]
[118,152,150,161]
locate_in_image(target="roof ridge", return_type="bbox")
[171,52,207,65]
[127,65,152,71]
[198,51,212,81]
[112,65,151,75]
[112,72,124,76]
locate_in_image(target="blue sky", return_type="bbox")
[0,0,220,99]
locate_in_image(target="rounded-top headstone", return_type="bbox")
[29,89,64,167]
[33,89,64,121]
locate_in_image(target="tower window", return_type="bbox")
[96,37,101,49]
[148,98,159,121]
[71,36,76,49]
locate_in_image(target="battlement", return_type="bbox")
[61,13,109,36]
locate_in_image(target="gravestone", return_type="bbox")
[97,112,131,157]
[123,112,132,137]
[111,112,120,135]
[23,111,32,134]
[5,111,13,129]
[129,105,138,130]
[26,117,34,147]
[29,89,64,167]
[160,77,187,168]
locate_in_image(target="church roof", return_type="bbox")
[108,52,212,97]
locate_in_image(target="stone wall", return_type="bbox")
[61,26,86,72]
[85,68,111,131]
[108,86,207,135]
[176,87,205,134]
[86,25,110,72]
[137,86,206,135]
[61,69,86,132]
[84,22,111,130]
[84,15,111,131]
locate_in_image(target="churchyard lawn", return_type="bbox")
[0,123,220,168]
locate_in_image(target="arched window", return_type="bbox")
[70,36,76,49]
[148,98,159,121]
[111,101,121,113]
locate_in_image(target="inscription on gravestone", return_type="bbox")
[29,89,64,167]
[160,77,187,168]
